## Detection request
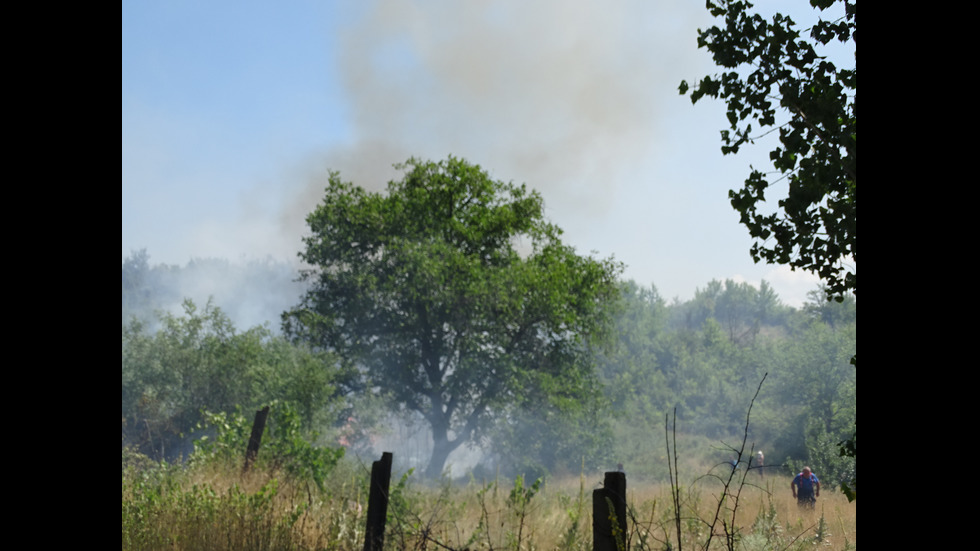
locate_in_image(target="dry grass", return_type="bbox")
[123,458,856,551]
[621,475,857,551]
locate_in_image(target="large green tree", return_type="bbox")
[284,157,622,478]
[680,0,856,301]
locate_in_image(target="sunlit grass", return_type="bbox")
[123,453,855,551]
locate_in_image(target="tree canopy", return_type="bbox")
[596,279,854,484]
[284,156,623,478]
[680,0,856,301]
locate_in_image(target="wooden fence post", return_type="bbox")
[593,471,627,551]
[363,451,393,551]
[243,405,270,474]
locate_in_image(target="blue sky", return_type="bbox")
[122,0,847,309]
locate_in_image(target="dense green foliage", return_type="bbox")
[597,279,855,488]
[284,156,623,478]
[122,260,853,488]
[122,250,853,494]
[122,299,351,461]
[680,0,856,301]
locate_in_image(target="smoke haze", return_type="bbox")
[122,0,823,318]
[285,0,701,230]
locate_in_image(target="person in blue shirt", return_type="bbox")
[791,466,820,508]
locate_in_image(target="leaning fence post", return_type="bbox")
[242,405,270,474]
[363,451,393,551]
[593,470,627,551]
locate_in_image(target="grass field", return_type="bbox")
[122,452,855,551]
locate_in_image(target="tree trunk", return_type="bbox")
[426,420,462,479]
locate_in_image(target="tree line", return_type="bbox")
[122,159,854,490]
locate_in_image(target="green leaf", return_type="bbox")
[686,0,856,302]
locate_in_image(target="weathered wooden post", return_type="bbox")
[593,470,627,551]
[243,405,270,474]
[363,451,393,551]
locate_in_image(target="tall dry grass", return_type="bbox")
[123,454,855,551]
[619,474,856,551]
